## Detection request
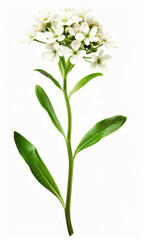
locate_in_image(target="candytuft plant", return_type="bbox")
[14,8,127,236]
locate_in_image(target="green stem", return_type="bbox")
[63,73,74,236]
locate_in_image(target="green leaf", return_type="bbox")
[69,73,103,98]
[14,132,65,208]
[34,69,62,90]
[65,57,75,75]
[58,56,66,77]
[58,60,64,77]
[74,115,127,156]
[35,85,65,137]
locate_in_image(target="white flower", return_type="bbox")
[69,23,81,36]
[84,16,100,27]
[90,49,112,72]
[74,8,93,21]
[35,22,45,32]
[34,9,53,23]
[62,46,72,56]
[99,30,118,48]
[45,26,65,43]
[76,22,98,45]
[23,8,115,65]
[69,40,85,64]
[55,8,77,26]
[42,42,63,63]
[21,26,37,45]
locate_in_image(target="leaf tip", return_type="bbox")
[98,72,103,76]
[14,131,18,139]
[35,84,41,93]
[123,115,127,123]
[13,131,22,146]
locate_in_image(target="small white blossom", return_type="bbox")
[34,9,53,23]
[22,8,115,66]
[21,26,37,45]
[45,26,65,43]
[74,8,93,21]
[84,16,100,27]
[69,40,85,64]
[55,9,77,26]
[35,22,45,32]
[69,23,81,36]
[90,49,112,72]
[76,22,98,45]
[42,42,63,63]
[99,30,118,48]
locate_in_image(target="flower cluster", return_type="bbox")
[22,8,116,71]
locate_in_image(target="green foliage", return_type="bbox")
[34,69,62,90]
[14,56,127,236]
[69,73,103,98]
[14,132,65,208]
[35,85,65,137]
[74,115,127,156]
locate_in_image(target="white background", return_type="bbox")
[0,0,143,239]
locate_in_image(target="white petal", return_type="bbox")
[101,55,112,64]
[98,49,104,58]
[98,64,108,73]
[58,35,65,42]
[75,33,84,41]
[51,21,59,29]
[55,26,64,35]
[63,46,72,55]
[45,31,53,38]
[53,41,60,50]
[90,62,98,69]
[69,27,75,35]
[26,26,37,36]
[47,37,56,43]
[91,54,97,62]
[70,55,80,64]
[89,36,97,42]
[51,55,59,63]
[84,38,90,46]
[108,41,118,48]
[71,40,81,51]
[90,36,100,42]
[36,22,45,32]
[20,37,32,45]
[57,48,64,56]
[45,43,53,51]
[20,38,27,44]
[78,50,86,57]
[45,32,55,43]
[90,26,97,36]
[81,22,89,33]
[27,39,33,45]
[74,23,80,32]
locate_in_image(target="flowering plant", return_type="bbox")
[14,8,127,236]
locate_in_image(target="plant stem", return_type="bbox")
[63,73,74,236]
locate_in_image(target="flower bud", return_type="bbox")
[36,22,45,32]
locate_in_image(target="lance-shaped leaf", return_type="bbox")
[69,73,103,98]
[35,85,65,137]
[58,60,64,77]
[58,56,66,77]
[74,115,127,156]
[34,69,62,90]
[14,132,65,208]
[65,57,75,75]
